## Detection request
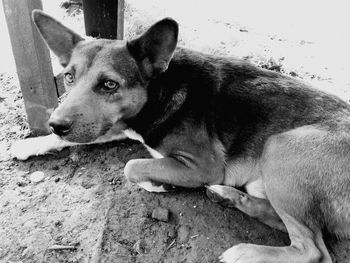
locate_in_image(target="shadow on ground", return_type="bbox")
[1,139,293,263]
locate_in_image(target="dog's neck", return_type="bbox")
[124,48,214,145]
[124,76,188,146]
[123,47,242,147]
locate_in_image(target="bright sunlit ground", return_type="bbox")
[1,0,350,99]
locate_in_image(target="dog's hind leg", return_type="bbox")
[206,185,286,232]
[220,210,331,263]
[217,182,332,263]
[220,128,335,263]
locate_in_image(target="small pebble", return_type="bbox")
[151,207,170,222]
[177,225,190,244]
[16,179,27,187]
[51,165,59,171]
[69,152,79,163]
[54,220,63,228]
[30,171,45,183]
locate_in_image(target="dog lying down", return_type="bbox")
[10,10,350,263]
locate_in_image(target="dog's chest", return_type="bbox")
[224,159,266,199]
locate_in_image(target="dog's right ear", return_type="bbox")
[127,18,178,78]
[32,10,84,67]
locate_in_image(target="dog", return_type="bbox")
[10,10,350,262]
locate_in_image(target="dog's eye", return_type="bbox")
[103,80,119,91]
[64,73,74,84]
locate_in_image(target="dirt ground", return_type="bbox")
[1,1,350,263]
[0,85,290,263]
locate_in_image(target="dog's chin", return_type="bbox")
[60,133,98,144]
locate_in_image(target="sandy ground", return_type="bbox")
[1,1,350,262]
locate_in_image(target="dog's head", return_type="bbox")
[32,10,178,143]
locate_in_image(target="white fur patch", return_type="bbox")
[206,185,227,196]
[123,129,145,143]
[219,245,245,263]
[10,130,126,160]
[124,129,164,159]
[137,181,168,193]
[9,134,76,160]
[92,132,126,143]
[245,179,267,199]
[145,145,164,159]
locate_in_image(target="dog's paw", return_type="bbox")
[137,181,175,193]
[219,244,255,263]
[205,185,245,205]
[9,134,68,160]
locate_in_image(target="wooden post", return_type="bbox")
[82,0,124,40]
[3,0,58,136]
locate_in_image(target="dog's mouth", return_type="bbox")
[53,119,125,144]
[50,121,100,144]
[57,132,97,144]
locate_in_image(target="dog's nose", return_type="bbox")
[49,118,73,136]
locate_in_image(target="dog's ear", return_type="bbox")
[127,18,178,78]
[32,10,84,67]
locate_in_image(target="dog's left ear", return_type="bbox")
[127,18,178,78]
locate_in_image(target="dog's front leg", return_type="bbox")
[9,134,78,160]
[124,156,224,192]
[10,127,127,160]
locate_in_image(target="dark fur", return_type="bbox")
[126,47,350,158]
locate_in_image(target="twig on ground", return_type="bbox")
[47,245,77,251]
[165,239,176,251]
